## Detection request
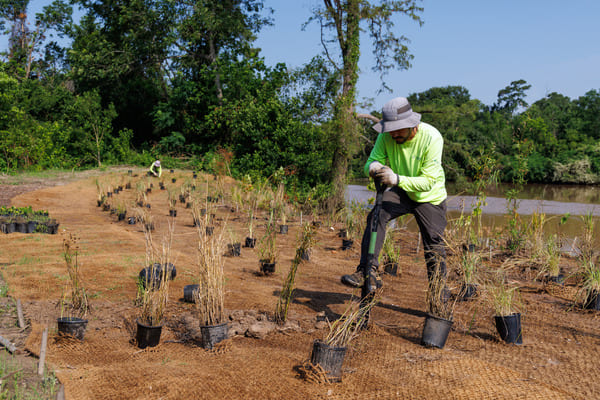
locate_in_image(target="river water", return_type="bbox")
[345,182,600,249]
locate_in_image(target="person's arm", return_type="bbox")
[398,134,444,192]
[364,134,388,177]
[157,166,162,177]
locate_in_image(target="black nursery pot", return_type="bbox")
[585,290,600,310]
[338,229,348,238]
[384,262,398,276]
[128,216,136,225]
[205,226,214,236]
[200,322,229,350]
[341,239,353,250]
[183,284,199,303]
[244,237,256,248]
[421,314,453,349]
[118,213,126,221]
[310,340,347,382]
[15,222,27,233]
[260,260,276,275]
[495,313,523,345]
[57,317,88,341]
[460,283,478,301]
[300,249,310,261]
[169,209,177,217]
[136,320,163,349]
[279,224,288,234]
[228,243,241,257]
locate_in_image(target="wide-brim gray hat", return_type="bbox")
[372,97,421,133]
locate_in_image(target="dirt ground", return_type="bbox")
[1,169,599,399]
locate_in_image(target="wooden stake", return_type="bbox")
[38,327,48,376]
[16,299,25,329]
[0,334,17,354]
[56,384,66,400]
[416,232,421,255]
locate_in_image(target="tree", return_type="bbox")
[172,0,272,103]
[493,79,531,115]
[306,0,424,209]
[69,90,117,166]
[0,0,72,80]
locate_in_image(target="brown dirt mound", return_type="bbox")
[1,170,599,399]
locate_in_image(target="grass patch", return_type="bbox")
[16,256,42,266]
[0,350,59,399]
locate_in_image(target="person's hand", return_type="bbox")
[375,166,399,186]
[368,161,384,178]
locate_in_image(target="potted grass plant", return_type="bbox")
[488,273,523,344]
[116,202,127,221]
[58,233,90,341]
[226,228,241,257]
[458,249,479,300]
[194,223,228,349]
[275,223,316,324]
[421,265,455,349]
[544,234,563,284]
[579,258,600,310]
[136,222,174,348]
[258,214,278,275]
[380,230,401,276]
[308,290,381,382]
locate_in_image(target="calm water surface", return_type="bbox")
[346,181,600,249]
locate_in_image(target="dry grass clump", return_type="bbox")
[61,233,90,318]
[324,289,382,347]
[194,216,226,326]
[138,221,174,326]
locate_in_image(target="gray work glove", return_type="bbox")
[375,166,399,186]
[368,161,384,178]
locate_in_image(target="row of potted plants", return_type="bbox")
[0,206,59,234]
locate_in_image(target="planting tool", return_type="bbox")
[359,176,385,328]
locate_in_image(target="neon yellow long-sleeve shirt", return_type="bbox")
[364,122,447,205]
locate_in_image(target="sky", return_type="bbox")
[254,0,600,112]
[9,0,600,113]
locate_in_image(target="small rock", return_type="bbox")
[246,321,276,339]
[315,321,328,330]
[229,321,246,337]
[279,320,301,332]
[229,310,244,320]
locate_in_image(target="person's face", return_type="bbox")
[388,127,417,144]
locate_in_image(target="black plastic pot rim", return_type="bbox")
[57,317,88,324]
[136,319,164,329]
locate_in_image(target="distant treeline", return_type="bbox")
[0,1,598,201]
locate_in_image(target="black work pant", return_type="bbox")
[358,186,447,280]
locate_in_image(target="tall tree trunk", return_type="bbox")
[326,0,360,212]
[208,33,223,105]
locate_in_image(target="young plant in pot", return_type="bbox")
[258,216,278,275]
[542,233,563,285]
[194,223,228,349]
[274,183,289,234]
[421,266,455,349]
[275,223,316,324]
[578,257,600,310]
[380,230,401,277]
[458,248,479,300]
[116,202,127,221]
[58,233,90,341]
[306,290,381,383]
[487,272,523,344]
[136,222,174,349]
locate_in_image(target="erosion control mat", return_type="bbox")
[1,170,599,399]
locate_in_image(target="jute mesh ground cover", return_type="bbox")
[0,171,598,399]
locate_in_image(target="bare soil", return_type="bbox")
[1,169,599,399]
